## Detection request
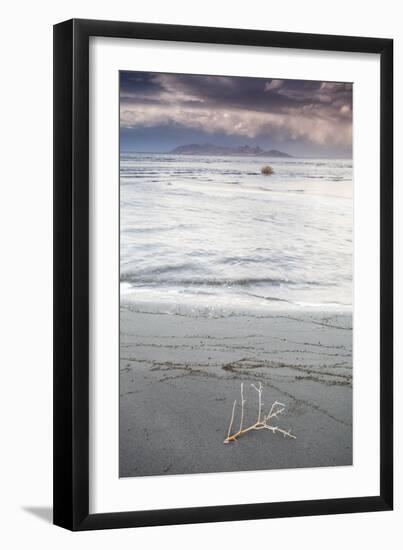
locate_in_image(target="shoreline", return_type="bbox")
[120,291,353,317]
[119,305,352,478]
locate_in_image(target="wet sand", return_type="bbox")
[119,306,352,477]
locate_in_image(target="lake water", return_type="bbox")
[120,153,353,315]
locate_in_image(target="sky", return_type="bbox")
[120,71,353,158]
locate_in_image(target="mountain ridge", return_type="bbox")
[169,143,292,157]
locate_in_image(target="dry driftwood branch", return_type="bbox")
[223,382,296,444]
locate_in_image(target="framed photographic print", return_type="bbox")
[53,19,393,530]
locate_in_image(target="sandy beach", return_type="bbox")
[119,304,352,477]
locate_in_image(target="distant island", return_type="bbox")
[169,143,292,157]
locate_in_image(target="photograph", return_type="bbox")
[119,70,353,478]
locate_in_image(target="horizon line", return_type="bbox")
[119,149,353,160]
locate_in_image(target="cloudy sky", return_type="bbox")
[120,71,352,157]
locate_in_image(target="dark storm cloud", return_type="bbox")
[120,71,352,150]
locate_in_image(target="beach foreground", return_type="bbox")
[119,304,352,477]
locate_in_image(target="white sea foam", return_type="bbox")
[120,153,352,313]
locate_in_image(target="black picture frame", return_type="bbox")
[53,18,393,531]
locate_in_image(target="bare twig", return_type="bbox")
[251,382,263,423]
[239,383,245,433]
[223,384,296,444]
[226,400,237,441]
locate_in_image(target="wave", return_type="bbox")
[123,263,204,277]
[124,223,194,234]
[120,272,322,288]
